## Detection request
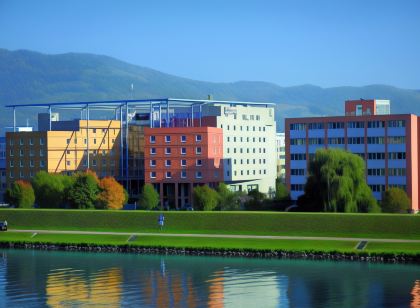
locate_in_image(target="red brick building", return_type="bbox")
[144,127,223,209]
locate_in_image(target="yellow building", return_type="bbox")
[6,120,121,186]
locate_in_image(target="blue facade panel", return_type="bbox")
[367,160,385,168]
[347,144,365,153]
[308,129,324,138]
[290,130,307,139]
[367,128,385,136]
[327,129,345,137]
[387,127,406,136]
[347,128,364,137]
[291,191,304,200]
[308,145,325,153]
[388,160,406,168]
[290,145,306,153]
[290,160,307,169]
[388,176,407,185]
[290,175,306,184]
[367,144,385,152]
[388,144,406,152]
[367,176,386,184]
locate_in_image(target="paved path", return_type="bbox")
[8,229,420,243]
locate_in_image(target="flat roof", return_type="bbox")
[6,98,276,109]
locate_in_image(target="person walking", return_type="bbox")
[158,213,165,231]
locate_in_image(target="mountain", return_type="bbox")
[1,48,420,132]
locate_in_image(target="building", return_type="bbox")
[144,127,223,209]
[276,133,285,181]
[286,99,419,213]
[6,119,120,186]
[202,104,277,196]
[0,137,6,202]
[5,98,276,206]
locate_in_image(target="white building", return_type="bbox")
[202,103,277,196]
[276,132,285,181]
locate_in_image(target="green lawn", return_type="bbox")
[1,232,419,254]
[0,209,419,240]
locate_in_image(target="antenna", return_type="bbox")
[130,83,134,100]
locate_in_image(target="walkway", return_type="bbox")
[8,229,420,243]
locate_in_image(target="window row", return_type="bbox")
[388,168,406,176]
[10,138,45,146]
[367,168,385,176]
[232,169,267,176]
[150,147,202,155]
[9,160,46,168]
[227,136,267,143]
[222,124,267,132]
[150,170,209,179]
[369,184,386,192]
[291,153,306,160]
[291,184,305,191]
[228,158,267,165]
[291,169,305,176]
[66,138,115,145]
[150,134,202,144]
[290,120,406,131]
[227,147,266,154]
[150,159,203,167]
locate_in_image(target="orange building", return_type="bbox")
[6,120,120,186]
[144,126,223,209]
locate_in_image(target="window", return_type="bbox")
[66,139,70,145]
[83,159,87,166]
[328,138,345,145]
[9,139,14,146]
[195,171,202,179]
[150,160,156,167]
[40,138,45,145]
[29,138,34,145]
[66,160,71,166]
[92,159,97,166]
[181,170,187,178]
[367,137,385,144]
[291,153,306,160]
[19,149,24,156]
[165,171,172,178]
[291,169,305,176]
[290,123,306,130]
[150,148,156,155]
[367,168,385,176]
[389,168,406,176]
[196,159,202,166]
[19,160,23,167]
[66,150,71,154]
[181,159,187,166]
[40,160,45,167]
[328,122,344,129]
[9,161,13,167]
[94,139,97,144]
[29,160,34,167]
[388,152,406,160]
[196,135,202,142]
[308,123,324,130]
[387,136,405,144]
[19,138,24,145]
[388,120,405,128]
[181,147,187,155]
[9,171,14,178]
[150,171,156,179]
[9,149,13,156]
[165,135,171,143]
[181,135,187,143]
[20,171,24,178]
[348,137,364,144]
[93,128,97,134]
[367,121,385,128]
[165,160,171,167]
[102,150,106,156]
[290,138,306,145]
[196,147,202,154]
[165,147,171,155]
[368,152,385,160]
[347,121,365,128]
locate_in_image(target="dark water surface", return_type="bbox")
[0,249,419,307]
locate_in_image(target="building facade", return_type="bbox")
[0,137,5,202]
[286,99,419,213]
[202,104,277,196]
[6,120,120,186]
[276,133,286,181]
[144,127,223,209]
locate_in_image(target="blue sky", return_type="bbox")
[1,0,419,88]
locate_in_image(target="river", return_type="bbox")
[0,249,418,307]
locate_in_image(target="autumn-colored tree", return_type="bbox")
[96,176,126,210]
[5,180,35,208]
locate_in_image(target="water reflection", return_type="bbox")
[0,249,419,307]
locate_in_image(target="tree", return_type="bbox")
[67,171,99,209]
[96,177,126,210]
[4,180,35,208]
[244,189,267,210]
[216,183,241,210]
[275,180,290,201]
[193,185,219,211]
[381,188,410,213]
[31,171,74,208]
[138,184,159,210]
[301,148,376,212]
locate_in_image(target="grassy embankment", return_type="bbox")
[0,209,419,254]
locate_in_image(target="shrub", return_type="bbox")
[138,184,159,210]
[4,180,35,208]
[67,171,99,209]
[381,188,410,213]
[193,185,219,211]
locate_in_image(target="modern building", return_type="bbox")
[5,98,277,207]
[0,137,6,202]
[6,119,120,186]
[286,99,419,213]
[202,104,277,196]
[276,133,286,181]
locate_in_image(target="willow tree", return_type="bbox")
[299,148,379,213]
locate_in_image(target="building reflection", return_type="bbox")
[46,268,122,307]
[411,280,420,308]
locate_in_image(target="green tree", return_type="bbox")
[4,180,35,208]
[31,171,74,208]
[138,184,159,210]
[67,171,99,209]
[193,185,219,211]
[381,188,410,213]
[300,148,376,212]
[216,183,241,210]
[275,180,290,201]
